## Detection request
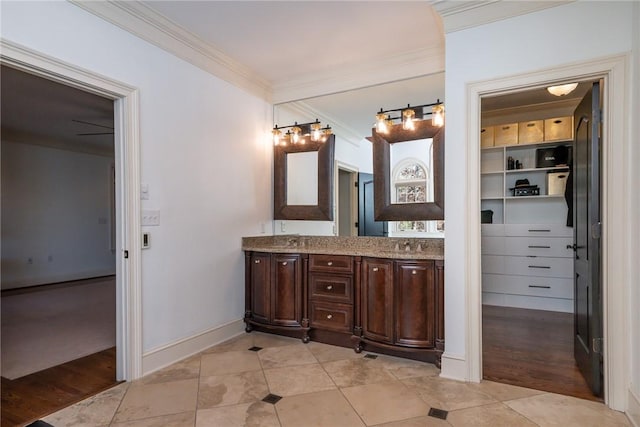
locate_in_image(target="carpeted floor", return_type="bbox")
[1,277,115,379]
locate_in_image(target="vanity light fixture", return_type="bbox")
[547,83,578,97]
[374,99,445,134]
[272,119,332,146]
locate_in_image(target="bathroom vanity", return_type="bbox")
[243,235,444,366]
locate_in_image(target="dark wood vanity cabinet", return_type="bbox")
[244,251,310,341]
[355,257,445,366]
[308,254,356,335]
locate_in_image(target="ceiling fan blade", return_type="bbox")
[76,132,114,136]
[72,119,114,130]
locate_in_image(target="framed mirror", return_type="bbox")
[274,135,335,220]
[372,120,444,220]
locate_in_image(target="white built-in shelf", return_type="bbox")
[504,194,565,200]
[505,166,569,174]
[480,139,573,151]
[481,170,504,176]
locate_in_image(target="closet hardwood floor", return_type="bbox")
[1,347,119,427]
[482,304,601,402]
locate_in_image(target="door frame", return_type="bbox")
[0,39,143,380]
[464,54,629,410]
[335,161,359,236]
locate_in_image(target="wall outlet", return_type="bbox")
[141,210,160,226]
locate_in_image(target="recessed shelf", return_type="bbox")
[481,170,504,176]
[505,166,569,174]
[480,139,573,151]
[505,194,565,200]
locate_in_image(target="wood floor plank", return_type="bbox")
[482,304,602,402]
[1,347,119,427]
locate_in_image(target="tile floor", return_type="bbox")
[43,332,630,427]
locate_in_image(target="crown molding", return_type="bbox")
[430,0,573,33]
[70,0,272,102]
[272,45,445,104]
[281,101,365,148]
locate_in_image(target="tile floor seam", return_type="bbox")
[108,384,129,426]
[194,352,203,427]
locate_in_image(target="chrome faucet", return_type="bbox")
[404,240,411,252]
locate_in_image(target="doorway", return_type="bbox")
[479,79,603,401]
[336,163,358,236]
[0,38,142,400]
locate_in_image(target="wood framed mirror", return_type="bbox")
[274,134,335,220]
[372,120,444,221]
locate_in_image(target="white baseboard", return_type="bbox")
[628,388,640,427]
[142,319,245,376]
[440,352,468,382]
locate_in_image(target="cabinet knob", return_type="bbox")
[326,314,333,319]
[412,270,417,275]
[326,285,333,290]
[373,267,379,272]
[327,261,333,266]
[282,261,287,266]
[254,259,261,264]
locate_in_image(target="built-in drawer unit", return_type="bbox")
[309,254,353,274]
[482,274,573,299]
[482,255,572,278]
[504,236,573,258]
[309,273,353,303]
[503,223,573,238]
[310,301,353,333]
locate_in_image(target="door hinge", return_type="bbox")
[354,181,359,188]
[355,222,359,228]
[592,337,603,354]
[124,250,129,259]
[591,222,602,239]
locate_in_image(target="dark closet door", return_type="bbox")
[358,172,387,236]
[572,81,603,396]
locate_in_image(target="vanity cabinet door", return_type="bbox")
[271,254,303,327]
[249,252,271,324]
[361,258,394,344]
[395,261,436,348]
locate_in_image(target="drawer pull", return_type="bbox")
[373,267,379,272]
[327,261,333,266]
[528,265,551,269]
[529,285,551,289]
[326,314,333,319]
[502,126,510,130]
[411,270,417,275]
[282,261,288,266]
[528,229,551,232]
[527,123,535,127]
[528,245,551,249]
[326,285,333,290]
[254,259,261,264]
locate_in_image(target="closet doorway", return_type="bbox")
[479,79,603,401]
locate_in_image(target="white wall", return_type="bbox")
[1,141,116,289]
[0,1,272,353]
[443,0,635,408]
[629,2,640,422]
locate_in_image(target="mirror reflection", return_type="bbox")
[390,138,434,204]
[274,73,445,238]
[287,151,318,206]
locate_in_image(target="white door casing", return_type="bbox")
[463,54,629,410]
[0,39,143,380]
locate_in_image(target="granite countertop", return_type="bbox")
[242,235,444,260]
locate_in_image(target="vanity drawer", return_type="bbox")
[310,301,353,333]
[483,273,573,299]
[309,273,353,303]
[309,254,353,273]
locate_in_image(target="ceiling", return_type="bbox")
[1,1,579,153]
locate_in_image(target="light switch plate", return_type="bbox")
[141,184,149,200]
[141,210,160,226]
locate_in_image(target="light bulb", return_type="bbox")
[291,125,301,144]
[376,112,389,134]
[402,108,415,131]
[311,121,322,142]
[432,104,444,127]
[272,127,282,145]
